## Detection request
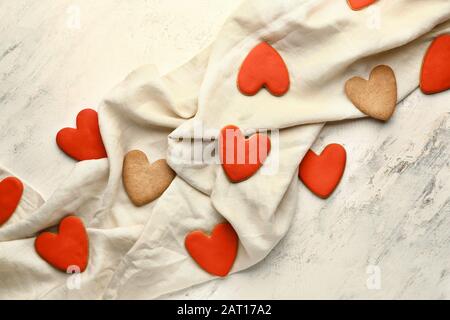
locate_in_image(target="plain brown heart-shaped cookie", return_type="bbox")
[123,150,176,207]
[185,222,238,277]
[345,65,397,121]
[35,216,89,272]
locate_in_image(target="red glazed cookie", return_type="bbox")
[347,0,377,11]
[122,150,176,207]
[420,34,450,95]
[298,144,347,199]
[35,216,89,272]
[220,125,271,183]
[0,177,23,226]
[56,108,107,161]
[237,42,290,96]
[185,222,238,277]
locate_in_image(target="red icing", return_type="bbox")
[237,42,290,96]
[56,108,107,161]
[185,222,238,277]
[220,125,271,183]
[0,177,23,226]
[420,34,450,95]
[298,144,347,199]
[35,216,89,272]
[347,0,377,10]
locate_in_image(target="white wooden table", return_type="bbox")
[1,0,449,299]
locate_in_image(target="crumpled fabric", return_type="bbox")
[0,0,449,299]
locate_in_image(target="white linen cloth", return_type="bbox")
[0,0,449,299]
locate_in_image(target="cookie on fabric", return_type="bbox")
[219,125,271,183]
[35,216,89,273]
[0,177,23,226]
[347,0,377,11]
[345,65,397,121]
[185,222,238,277]
[299,144,347,199]
[420,34,450,95]
[123,150,176,207]
[56,108,107,161]
[237,42,290,96]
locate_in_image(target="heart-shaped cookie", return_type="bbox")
[56,108,107,161]
[123,150,176,207]
[0,177,23,226]
[347,0,377,10]
[420,34,450,95]
[237,42,290,96]
[345,65,397,121]
[298,144,347,199]
[35,216,89,272]
[220,125,271,183]
[185,222,238,277]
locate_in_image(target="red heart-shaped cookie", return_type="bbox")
[345,65,397,121]
[56,108,107,161]
[298,144,347,199]
[220,125,271,183]
[185,222,238,277]
[122,150,176,207]
[0,177,23,226]
[420,34,450,95]
[347,0,377,10]
[237,42,290,96]
[35,216,89,272]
